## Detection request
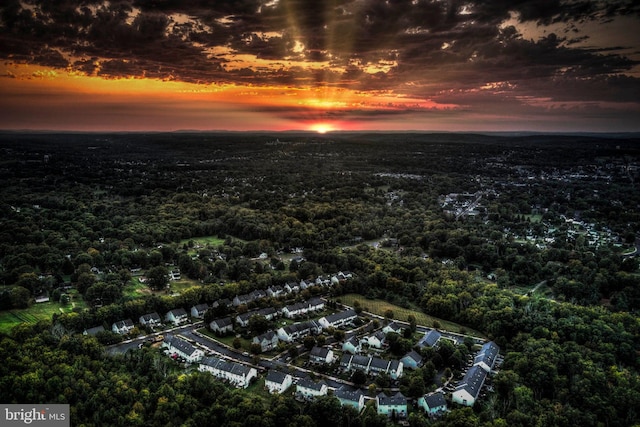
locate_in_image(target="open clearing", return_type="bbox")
[0,297,86,334]
[339,293,485,338]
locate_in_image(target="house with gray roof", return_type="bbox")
[376,392,408,418]
[139,312,162,327]
[252,331,279,352]
[112,319,134,335]
[351,354,371,372]
[190,303,209,319]
[267,285,285,298]
[474,341,500,372]
[451,365,487,406]
[265,370,293,394]
[309,346,334,364]
[335,387,365,412]
[277,320,321,342]
[209,317,234,335]
[368,357,389,375]
[418,391,447,416]
[382,321,403,335]
[165,308,188,325]
[282,301,310,318]
[308,297,325,312]
[162,335,204,363]
[296,378,328,399]
[401,350,423,370]
[318,309,357,329]
[366,331,386,349]
[418,329,441,348]
[211,298,232,310]
[342,336,361,354]
[340,354,353,370]
[389,359,403,379]
[199,356,257,388]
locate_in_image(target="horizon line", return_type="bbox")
[1,129,639,137]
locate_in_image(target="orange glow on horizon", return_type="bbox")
[309,123,335,133]
[0,63,462,131]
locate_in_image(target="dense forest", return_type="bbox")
[1,132,639,426]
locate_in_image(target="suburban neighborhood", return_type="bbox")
[99,269,501,422]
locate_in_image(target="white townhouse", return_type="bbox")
[296,378,328,400]
[252,330,279,352]
[382,321,403,335]
[139,312,162,328]
[112,319,134,335]
[308,297,325,312]
[265,370,293,394]
[418,392,448,416]
[451,341,500,406]
[350,354,371,372]
[309,346,334,364]
[267,285,285,298]
[342,336,361,354]
[209,317,234,335]
[165,308,189,325]
[162,335,204,363]
[282,301,310,318]
[474,341,500,372]
[284,282,300,294]
[451,365,487,407]
[233,290,266,307]
[190,303,209,319]
[366,331,386,349]
[277,320,321,342]
[199,356,257,388]
[211,298,232,311]
[401,350,423,370]
[318,309,357,329]
[236,307,279,328]
[335,387,365,412]
[340,354,403,379]
[390,360,404,379]
[376,392,408,419]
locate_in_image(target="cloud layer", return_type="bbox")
[1,0,639,131]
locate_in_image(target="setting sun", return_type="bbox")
[310,123,335,134]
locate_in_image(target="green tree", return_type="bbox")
[248,315,270,335]
[303,336,316,351]
[10,286,32,309]
[351,369,367,386]
[147,266,169,291]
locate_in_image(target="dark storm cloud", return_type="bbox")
[0,0,639,107]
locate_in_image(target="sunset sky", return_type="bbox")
[1,0,639,132]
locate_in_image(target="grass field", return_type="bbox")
[0,295,87,335]
[123,277,203,299]
[123,278,153,298]
[179,235,226,248]
[339,293,485,338]
[523,214,543,223]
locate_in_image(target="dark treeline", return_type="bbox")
[1,132,640,426]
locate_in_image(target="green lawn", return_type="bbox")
[123,278,153,298]
[123,276,204,299]
[179,235,226,248]
[0,296,86,335]
[169,279,203,294]
[339,293,485,338]
[523,214,543,223]
[244,377,273,402]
